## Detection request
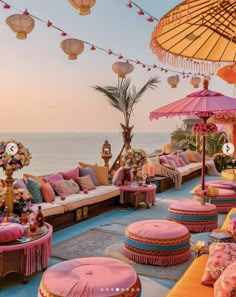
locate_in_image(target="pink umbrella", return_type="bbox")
[150,80,236,190]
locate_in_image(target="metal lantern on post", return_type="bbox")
[6,14,35,39]
[67,0,96,15]
[60,38,84,60]
[167,75,180,88]
[190,77,201,88]
[100,139,112,168]
[112,62,134,78]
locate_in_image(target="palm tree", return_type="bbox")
[93,76,159,170]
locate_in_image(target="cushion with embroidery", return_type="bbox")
[75,175,96,191]
[51,180,74,196]
[42,172,64,184]
[201,242,236,286]
[79,166,100,186]
[64,179,80,194]
[26,178,44,204]
[167,155,182,167]
[214,261,236,297]
[79,162,108,185]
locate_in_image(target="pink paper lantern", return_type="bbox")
[6,14,35,39]
[112,62,134,78]
[60,38,84,60]
[67,0,96,15]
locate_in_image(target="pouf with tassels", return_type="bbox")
[167,200,218,232]
[124,219,191,266]
[38,257,142,297]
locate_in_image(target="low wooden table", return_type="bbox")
[119,183,157,209]
[0,223,52,283]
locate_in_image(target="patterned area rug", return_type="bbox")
[52,227,194,281]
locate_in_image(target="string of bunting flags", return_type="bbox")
[0,0,213,81]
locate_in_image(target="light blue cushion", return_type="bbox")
[26,178,43,203]
[79,167,100,186]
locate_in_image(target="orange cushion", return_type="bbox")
[165,256,213,297]
[185,149,199,163]
[79,162,109,185]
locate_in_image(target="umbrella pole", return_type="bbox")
[201,135,206,190]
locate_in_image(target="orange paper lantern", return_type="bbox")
[217,63,236,84]
[60,38,84,60]
[167,75,180,88]
[190,77,201,88]
[112,62,134,78]
[6,14,35,39]
[67,0,96,15]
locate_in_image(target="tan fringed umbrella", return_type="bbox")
[150,0,236,74]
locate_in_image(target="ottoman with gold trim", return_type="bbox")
[124,220,191,266]
[167,200,218,232]
[38,257,141,297]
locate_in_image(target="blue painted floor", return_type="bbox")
[0,175,222,297]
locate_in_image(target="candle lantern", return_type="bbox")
[101,139,112,167]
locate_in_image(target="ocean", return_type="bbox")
[0,132,171,179]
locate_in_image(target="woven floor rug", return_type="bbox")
[52,227,194,281]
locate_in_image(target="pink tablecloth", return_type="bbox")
[38,257,141,297]
[0,223,52,276]
[119,184,156,205]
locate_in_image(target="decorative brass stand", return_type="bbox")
[4,168,14,214]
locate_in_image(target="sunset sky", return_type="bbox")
[0,0,234,133]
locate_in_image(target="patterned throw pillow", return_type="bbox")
[41,182,55,203]
[79,167,100,186]
[159,156,169,165]
[214,261,236,297]
[79,162,108,185]
[162,163,176,170]
[112,167,125,185]
[26,178,44,203]
[75,175,96,191]
[178,157,186,167]
[64,179,80,194]
[23,174,46,186]
[50,180,74,196]
[185,149,198,163]
[168,160,177,168]
[201,242,236,286]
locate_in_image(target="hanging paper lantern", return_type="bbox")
[217,63,236,84]
[67,0,96,15]
[203,76,211,82]
[167,75,179,88]
[190,76,201,88]
[60,38,84,60]
[6,14,35,39]
[112,62,134,78]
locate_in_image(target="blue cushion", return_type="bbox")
[79,167,100,186]
[26,178,43,203]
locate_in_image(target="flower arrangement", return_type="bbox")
[0,188,32,206]
[123,148,147,168]
[192,122,217,136]
[0,140,31,171]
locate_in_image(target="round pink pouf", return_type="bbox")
[0,223,24,243]
[124,220,191,266]
[167,200,218,232]
[38,257,142,297]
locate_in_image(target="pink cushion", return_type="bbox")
[51,180,74,196]
[60,167,79,180]
[112,167,125,185]
[167,155,181,167]
[214,261,236,297]
[160,155,169,165]
[0,223,24,243]
[201,242,236,286]
[217,189,236,196]
[41,182,56,203]
[38,257,140,297]
[178,157,186,166]
[162,163,176,170]
[64,179,80,194]
[42,172,64,184]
